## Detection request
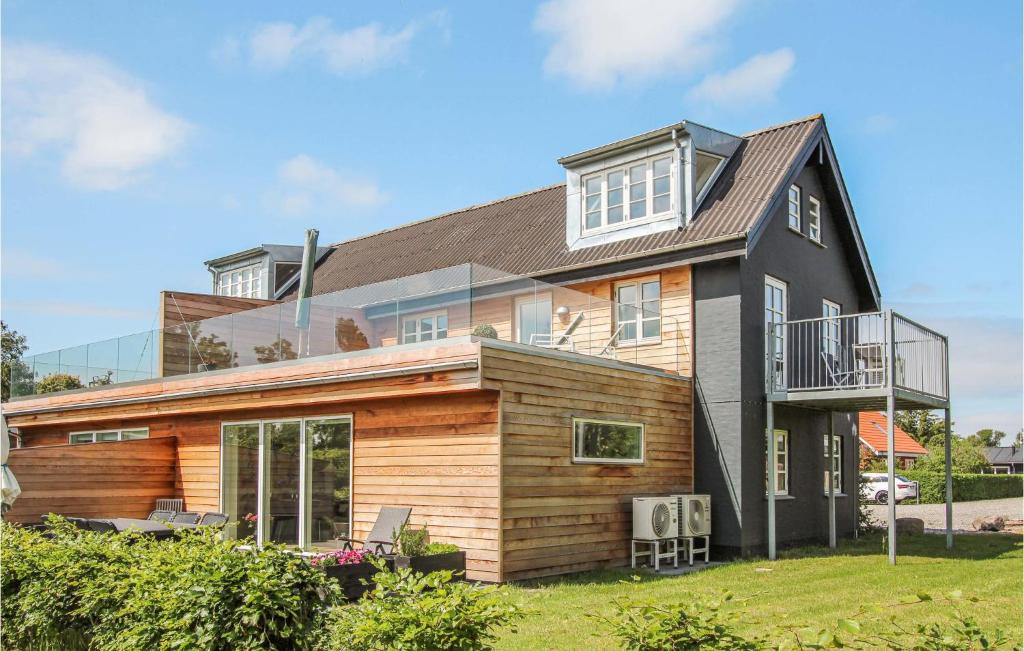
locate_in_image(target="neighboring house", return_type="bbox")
[858,411,929,469]
[983,446,1023,474]
[5,114,951,578]
[205,244,330,300]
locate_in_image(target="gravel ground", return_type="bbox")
[866,496,1022,531]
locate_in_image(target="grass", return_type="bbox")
[493,533,1022,650]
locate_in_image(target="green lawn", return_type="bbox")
[494,534,1022,650]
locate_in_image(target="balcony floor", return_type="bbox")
[767,386,949,412]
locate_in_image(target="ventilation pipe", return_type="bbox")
[672,129,693,230]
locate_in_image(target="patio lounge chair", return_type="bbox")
[88,519,117,533]
[67,517,91,530]
[198,512,228,527]
[337,506,411,555]
[530,312,586,351]
[148,509,175,522]
[170,511,201,525]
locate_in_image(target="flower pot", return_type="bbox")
[321,559,392,600]
[391,550,466,576]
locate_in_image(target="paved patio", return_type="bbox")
[867,497,1022,531]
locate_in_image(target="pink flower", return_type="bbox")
[310,548,373,567]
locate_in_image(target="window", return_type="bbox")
[582,154,673,232]
[516,293,552,345]
[69,428,149,444]
[808,196,821,242]
[402,311,448,344]
[766,429,789,495]
[765,276,787,388]
[824,434,842,493]
[822,299,841,358]
[615,279,661,343]
[695,151,724,195]
[218,264,263,298]
[788,185,801,231]
[573,418,644,463]
[274,262,301,293]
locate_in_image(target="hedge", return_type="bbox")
[900,470,1023,503]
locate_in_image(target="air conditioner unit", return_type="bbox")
[672,494,712,537]
[632,497,679,540]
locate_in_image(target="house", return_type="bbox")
[982,446,1023,474]
[204,244,330,300]
[3,114,951,578]
[858,411,929,469]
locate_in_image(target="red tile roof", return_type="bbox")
[858,412,929,456]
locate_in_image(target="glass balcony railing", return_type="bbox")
[9,264,689,398]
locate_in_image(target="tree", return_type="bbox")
[34,373,83,394]
[1016,430,1023,447]
[894,410,947,448]
[1,322,30,402]
[915,436,988,474]
[968,429,1007,448]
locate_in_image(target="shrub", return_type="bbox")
[1,517,340,650]
[324,560,523,650]
[396,523,430,556]
[471,324,499,339]
[425,542,460,555]
[593,592,766,651]
[310,548,374,567]
[914,438,989,474]
[34,372,83,394]
[901,470,1023,503]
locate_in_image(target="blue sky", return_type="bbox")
[2,1,1021,437]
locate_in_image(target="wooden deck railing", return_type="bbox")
[3,437,177,524]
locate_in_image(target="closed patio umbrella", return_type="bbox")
[1,414,21,512]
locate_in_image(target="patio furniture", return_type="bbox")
[198,512,228,527]
[67,517,91,530]
[530,312,586,352]
[148,509,175,522]
[170,511,201,525]
[337,506,411,555]
[597,323,627,359]
[155,498,184,511]
[106,518,175,540]
[88,519,118,533]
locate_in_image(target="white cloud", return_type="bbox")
[686,48,795,108]
[864,113,897,135]
[3,43,191,190]
[271,154,387,216]
[241,14,445,75]
[533,0,739,90]
[1,249,66,279]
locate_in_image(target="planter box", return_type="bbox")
[321,558,393,600]
[391,550,466,576]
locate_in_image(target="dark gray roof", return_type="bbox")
[289,115,828,296]
[984,446,1023,465]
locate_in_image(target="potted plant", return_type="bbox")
[390,525,466,576]
[310,548,385,600]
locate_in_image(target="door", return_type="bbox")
[515,293,552,345]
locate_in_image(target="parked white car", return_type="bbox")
[861,472,918,504]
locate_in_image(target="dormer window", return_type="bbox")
[217,263,262,298]
[582,155,674,233]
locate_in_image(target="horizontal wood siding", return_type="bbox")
[4,437,177,523]
[481,345,692,581]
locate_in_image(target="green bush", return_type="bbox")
[901,470,1023,503]
[425,542,460,555]
[324,559,523,650]
[1,517,339,650]
[34,372,83,394]
[471,324,499,339]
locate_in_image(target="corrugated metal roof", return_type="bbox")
[984,446,1023,464]
[859,412,929,456]
[291,115,823,296]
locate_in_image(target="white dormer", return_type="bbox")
[559,120,742,251]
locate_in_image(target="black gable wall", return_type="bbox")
[694,155,874,555]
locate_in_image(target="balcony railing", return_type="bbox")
[767,310,948,401]
[9,264,689,398]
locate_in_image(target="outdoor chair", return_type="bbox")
[597,323,628,359]
[198,512,228,527]
[67,517,91,530]
[530,312,586,352]
[170,511,201,525]
[148,509,175,522]
[155,498,184,512]
[88,519,117,533]
[337,506,411,555]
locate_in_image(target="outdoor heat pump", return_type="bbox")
[632,497,679,540]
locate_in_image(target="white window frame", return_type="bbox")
[824,434,843,493]
[765,275,788,389]
[401,310,449,344]
[514,292,553,345]
[614,277,662,345]
[788,185,801,231]
[581,154,675,234]
[822,299,841,358]
[767,429,790,495]
[808,195,822,242]
[217,263,263,299]
[68,427,150,444]
[572,417,645,464]
[219,414,354,550]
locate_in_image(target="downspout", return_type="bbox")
[672,129,692,229]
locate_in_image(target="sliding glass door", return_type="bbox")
[220,415,352,550]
